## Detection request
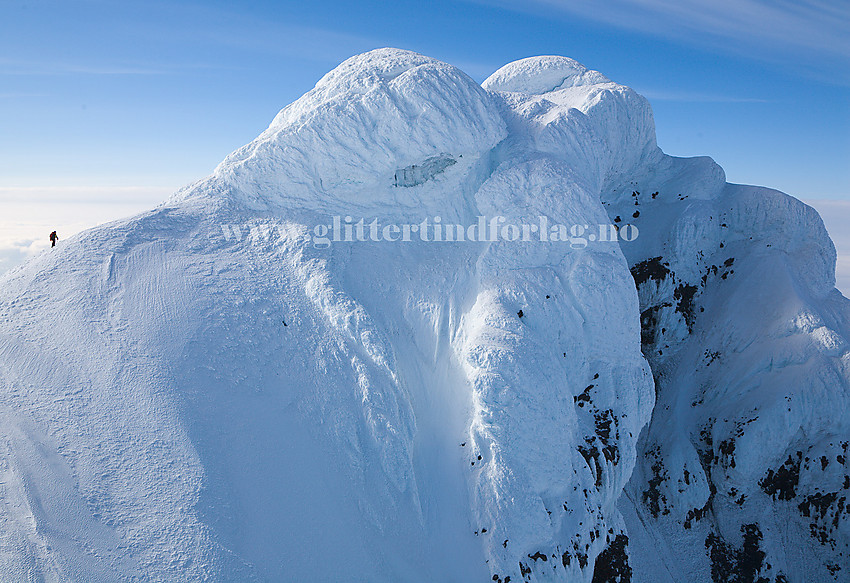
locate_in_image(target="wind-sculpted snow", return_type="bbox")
[482,55,610,94]
[458,157,653,580]
[484,56,659,196]
[601,139,850,582]
[0,47,847,583]
[184,49,507,214]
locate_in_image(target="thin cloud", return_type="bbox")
[635,88,769,103]
[0,59,179,77]
[123,2,381,67]
[474,0,850,82]
[63,65,168,75]
[0,92,49,98]
[0,239,43,274]
[0,191,170,275]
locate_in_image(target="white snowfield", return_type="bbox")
[0,48,847,582]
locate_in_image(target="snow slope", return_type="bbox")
[0,48,847,582]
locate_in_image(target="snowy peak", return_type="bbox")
[201,48,507,213]
[181,50,658,216]
[483,55,610,94]
[484,56,658,195]
[1,48,848,583]
[293,48,439,100]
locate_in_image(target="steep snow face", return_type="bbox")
[485,54,850,582]
[458,156,653,581]
[600,145,850,580]
[0,48,847,583]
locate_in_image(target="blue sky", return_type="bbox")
[1,0,849,274]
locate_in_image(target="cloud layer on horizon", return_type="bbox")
[0,186,169,276]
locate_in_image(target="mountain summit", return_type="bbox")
[0,48,847,582]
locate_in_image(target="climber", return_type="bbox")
[49,231,58,248]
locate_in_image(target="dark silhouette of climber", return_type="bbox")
[49,231,58,248]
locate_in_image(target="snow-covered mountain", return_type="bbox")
[0,48,847,582]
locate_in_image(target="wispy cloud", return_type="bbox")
[0,236,46,276]
[195,21,377,65]
[0,92,49,98]
[118,2,382,67]
[0,57,184,77]
[0,12,381,79]
[634,88,769,103]
[0,186,170,275]
[474,0,850,82]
